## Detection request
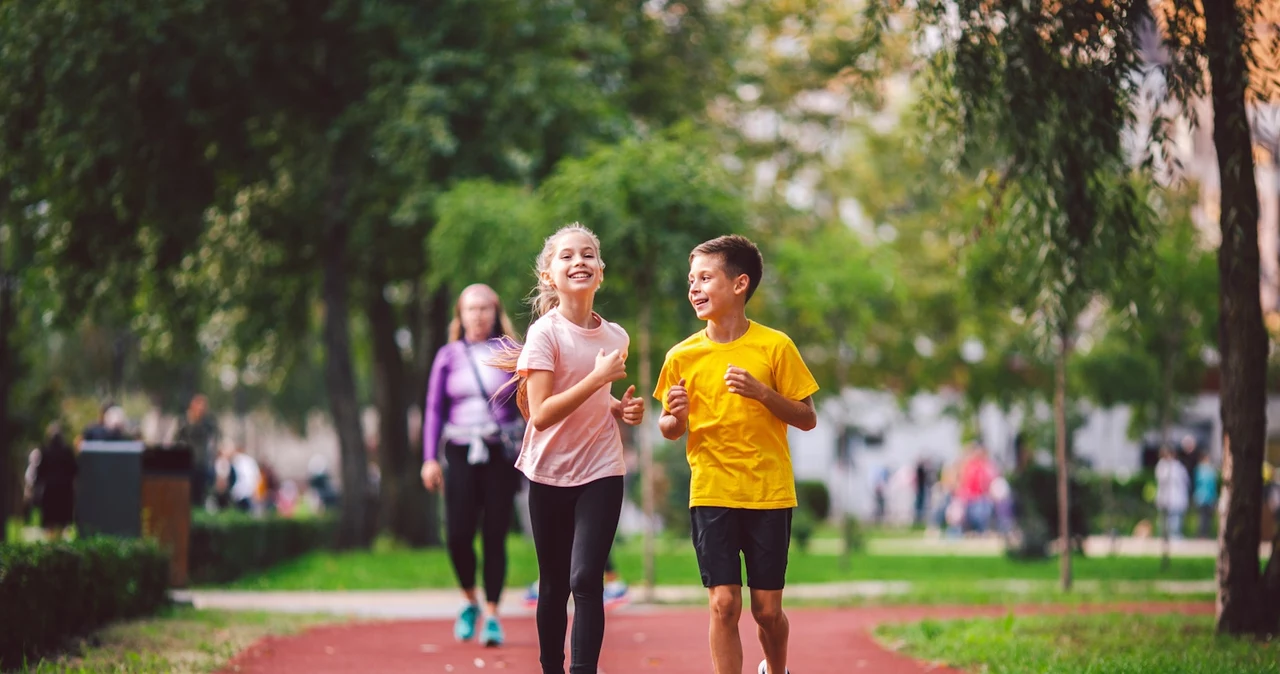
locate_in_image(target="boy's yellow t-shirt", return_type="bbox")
[653,321,819,509]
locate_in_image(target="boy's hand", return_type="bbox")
[724,365,767,401]
[617,385,644,426]
[666,378,689,422]
[592,348,627,385]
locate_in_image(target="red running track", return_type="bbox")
[219,602,1212,673]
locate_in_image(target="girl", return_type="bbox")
[421,283,523,646]
[492,224,644,674]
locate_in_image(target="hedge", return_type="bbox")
[189,511,337,585]
[0,537,170,669]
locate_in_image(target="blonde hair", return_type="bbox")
[527,222,604,318]
[489,223,605,418]
[447,283,517,343]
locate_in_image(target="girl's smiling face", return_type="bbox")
[545,231,604,297]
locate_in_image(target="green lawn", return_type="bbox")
[877,613,1279,673]
[218,534,1216,592]
[13,606,334,674]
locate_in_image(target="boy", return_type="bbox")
[653,235,818,674]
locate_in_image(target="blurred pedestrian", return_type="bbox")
[420,283,524,647]
[175,394,220,507]
[22,448,41,523]
[1155,446,1190,541]
[35,423,78,541]
[1192,454,1218,539]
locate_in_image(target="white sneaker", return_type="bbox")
[758,660,790,674]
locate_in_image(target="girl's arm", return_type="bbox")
[526,349,626,431]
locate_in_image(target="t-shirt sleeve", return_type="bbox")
[517,319,556,376]
[774,336,820,402]
[653,351,679,411]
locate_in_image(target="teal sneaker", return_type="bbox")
[454,604,479,642]
[480,615,504,647]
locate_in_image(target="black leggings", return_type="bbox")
[529,476,624,674]
[444,441,518,605]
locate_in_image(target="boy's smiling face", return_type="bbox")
[688,253,748,321]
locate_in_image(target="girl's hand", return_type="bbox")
[617,385,645,426]
[421,460,443,492]
[592,348,627,385]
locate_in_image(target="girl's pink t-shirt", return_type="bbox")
[515,308,630,487]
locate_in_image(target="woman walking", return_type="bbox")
[421,283,524,647]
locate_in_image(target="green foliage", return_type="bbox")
[654,440,693,537]
[791,508,817,553]
[188,512,337,585]
[0,537,170,669]
[795,480,832,521]
[1008,465,1093,559]
[538,129,746,384]
[428,180,548,322]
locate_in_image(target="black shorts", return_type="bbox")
[689,506,792,590]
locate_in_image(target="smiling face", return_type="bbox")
[544,230,604,299]
[688,253,748,321]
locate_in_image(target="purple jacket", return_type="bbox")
[423,339,521,462]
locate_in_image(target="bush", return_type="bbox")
[0,537,170,669]
[790,509,817,553]
[188,511,337,584]
[796,480,831,521]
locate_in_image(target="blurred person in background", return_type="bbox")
[175,394,220,506]
[1192,453,1219,539]
[229,446,262,513]
[1155,446,1190,541]
[22,448,41,523]
[35,422,78,540]
[420,283,523,647]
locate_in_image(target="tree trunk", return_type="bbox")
[1203,0,1275,636]
[367,275,430,546]
[1054,325,1072,592]
[638,291,657,600]
[408,283,451,547]
[321,181,371,550]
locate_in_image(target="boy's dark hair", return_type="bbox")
[690,235,764,302]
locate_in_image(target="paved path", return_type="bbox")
[176,578,1214,620]
[216,602,1212,673]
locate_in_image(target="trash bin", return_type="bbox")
[76,442,192,587]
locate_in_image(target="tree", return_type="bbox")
[538,131,746,596]
[1193,0,1277,635]
[906,0,1155,591]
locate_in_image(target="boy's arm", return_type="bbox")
[724,366,817,431]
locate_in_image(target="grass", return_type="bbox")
[876,612,1280,673]
[13,605,336,673]
[218,534,1217,592]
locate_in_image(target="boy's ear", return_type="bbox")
[733,274,750,296]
